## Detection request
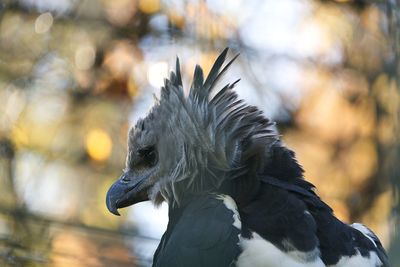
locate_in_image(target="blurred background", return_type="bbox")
[0,0,399,266]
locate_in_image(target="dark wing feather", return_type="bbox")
[260,175,332,211]
[153,195,241,267]
[259,175,389,266]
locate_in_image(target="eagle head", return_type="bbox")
[106,48,282,215]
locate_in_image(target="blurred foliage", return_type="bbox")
[0,0,398,266]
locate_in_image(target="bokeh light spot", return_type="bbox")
[147,62,168,88]
[85,128,112,162]
[139,0,160,14]
[11,126,28,148]
[35,12,53,34]
[103,0,137,26]
[75,44,96,70]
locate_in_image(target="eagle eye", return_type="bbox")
[138,146,157,167]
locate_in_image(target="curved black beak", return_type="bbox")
[106,172,150,216]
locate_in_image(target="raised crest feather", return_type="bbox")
[140,47,287,205]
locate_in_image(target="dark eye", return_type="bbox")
[138,146,157,167]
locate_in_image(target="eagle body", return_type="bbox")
[150,183,386,267]
[106,48,389,267]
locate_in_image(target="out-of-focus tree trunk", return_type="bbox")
[386,0,400,265]
[374,1,399,264]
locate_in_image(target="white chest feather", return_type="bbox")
[329,223,383,267]
[236,232,382,267]
[214,196,383,267]
[328,251,382,267]
[237,233,325,267]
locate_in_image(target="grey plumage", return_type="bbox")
[127,48,276,206]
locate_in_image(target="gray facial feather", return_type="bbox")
[127,48,278,206]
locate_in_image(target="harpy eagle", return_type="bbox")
[106,48,389,267]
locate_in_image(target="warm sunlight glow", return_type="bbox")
[139,0,160,14]
[85,128,112,161]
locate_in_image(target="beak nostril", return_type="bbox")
[120,173,130,183]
